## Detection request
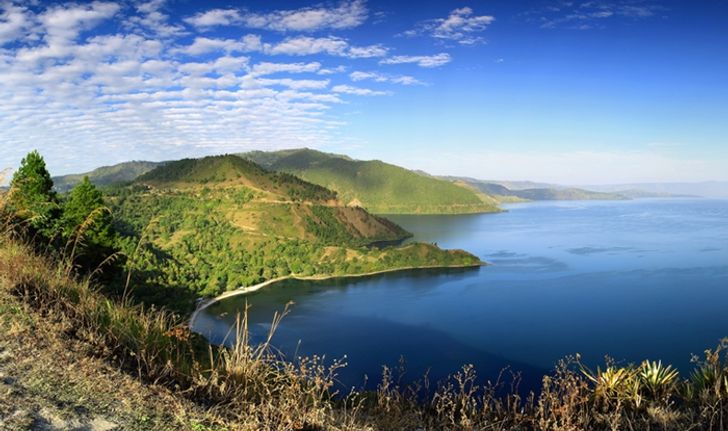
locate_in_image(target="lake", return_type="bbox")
[192,198,728,390]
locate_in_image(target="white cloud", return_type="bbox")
[183,8,241,28]
[350,71,423,85]
[346,44,388,58]
[256,77,330,90]
[0,11,360,173]
[317,65,346,75]
[178,36,260,56]
[263,36,388,58]
[0,2,30,46]
[249,61,322,76]
[406,7,494,45]
[332,84,389,96]
[177,34,389,60]
[126,0,186,37]
[185,0,368,32]
[40,2,121,44]
[265,36,349,56]
[380,53,451,68]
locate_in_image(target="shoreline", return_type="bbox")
[188,261,485,326]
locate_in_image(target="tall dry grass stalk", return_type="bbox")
[121,216,159,306]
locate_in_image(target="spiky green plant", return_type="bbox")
[639,360,679,400]
[580,364,637,402]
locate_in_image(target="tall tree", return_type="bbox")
[62,177,117,265]
[8,150,59,236]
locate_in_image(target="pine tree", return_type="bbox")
[9,150,59,235]
[62,176,117,267]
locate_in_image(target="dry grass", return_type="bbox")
[0,293,220,430]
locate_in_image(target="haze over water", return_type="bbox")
[193,198,728,389]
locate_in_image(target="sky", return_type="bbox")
[0,0,726,184]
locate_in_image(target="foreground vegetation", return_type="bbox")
[2,152,728,430]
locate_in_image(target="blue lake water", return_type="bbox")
[192,198,728,389]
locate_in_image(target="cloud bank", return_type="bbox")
[0,0,448,173]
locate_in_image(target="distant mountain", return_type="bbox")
[480,180,568,191]
[583,182,728,198]
[53,161,163,191]
[241,148,501,214]
[443,177,627,201]
[612,189,697,199]
[514,188,626,201]
[453,178,707,200]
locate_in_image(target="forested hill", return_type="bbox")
[103,155,484,299]
[241,148,501,214]
[52,161,163,191]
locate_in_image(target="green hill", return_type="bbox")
[109,155,480,299]
[241,148,501,214]
[53,161,163,191]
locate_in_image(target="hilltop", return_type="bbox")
[241,148,501,214]
[52,161,163,191]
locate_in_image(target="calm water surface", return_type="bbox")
[193,199,728,389]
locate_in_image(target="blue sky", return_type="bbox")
[0,0,726,184]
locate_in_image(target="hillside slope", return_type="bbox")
[241,149,501,214]
[110,155,479,299]
[53,161,163,191]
